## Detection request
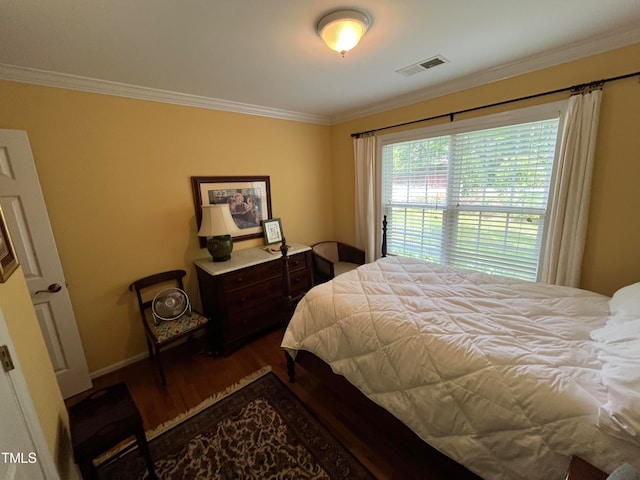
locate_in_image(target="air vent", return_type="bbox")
[396,55,448,77]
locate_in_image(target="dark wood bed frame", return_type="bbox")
[279,216,481,479]
[282,215,388,383]
[280,215,387,383]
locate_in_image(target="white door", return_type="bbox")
[0,308,59,480]
[0,129,92,399]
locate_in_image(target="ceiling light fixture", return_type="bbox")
[316,9,371,57]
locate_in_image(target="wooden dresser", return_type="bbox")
[195,243,312,355]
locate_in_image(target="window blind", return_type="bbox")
[381,114,560,281]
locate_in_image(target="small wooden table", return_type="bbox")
[69,382,156,479]
[565,455,607,480]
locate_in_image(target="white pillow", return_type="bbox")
[591,319,640,442]
[609,282,640,319]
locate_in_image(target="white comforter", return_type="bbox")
[281,256,640,480]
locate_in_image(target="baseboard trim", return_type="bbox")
[89,351,149,380]
[89,334,198,379]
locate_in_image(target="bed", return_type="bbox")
[281,252,640,480]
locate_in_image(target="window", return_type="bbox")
[379,101,566,281]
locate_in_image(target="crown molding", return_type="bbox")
[1,22,638,127]
[0,64,332,126]
[331,23,640,124]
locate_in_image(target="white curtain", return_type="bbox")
[539,89,602,287]
[354,134,377,262]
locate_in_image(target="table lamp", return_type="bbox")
[198,205,239,261]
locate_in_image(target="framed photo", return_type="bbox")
[262,218,283,245]
[191,176,272,246]
[0,205,19,283]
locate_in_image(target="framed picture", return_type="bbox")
[191,176,272,246]
[0,205,19,283]
[262,218,283,245]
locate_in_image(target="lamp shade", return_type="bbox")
[198,204,239,237]
[317,9,370,56]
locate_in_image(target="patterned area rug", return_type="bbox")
[97,367,374,479]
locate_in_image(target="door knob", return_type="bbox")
[35,283,63,294]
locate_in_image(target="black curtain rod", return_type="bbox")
[351,70,640,138]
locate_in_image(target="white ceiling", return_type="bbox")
[1,1,640,125]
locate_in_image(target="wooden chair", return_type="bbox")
[129,270,210,385]
[311,241,365,284]
[69,382,156,479]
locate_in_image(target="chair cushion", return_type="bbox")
[334,261,360,277]
[147,311,208,343]
[313,242,339,264]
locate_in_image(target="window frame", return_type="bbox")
[376,100,568,280]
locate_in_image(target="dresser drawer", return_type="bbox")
[289,267,312,296]
[222,261,281,293]
[225,276,282,316]
[224,302,281,342]
[221,251,308,293]
[287,253,309,273]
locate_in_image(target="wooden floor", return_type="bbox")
[67,328,480,480]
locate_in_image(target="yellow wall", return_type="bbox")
[0,267,74,478]
[0,42,638,385]
[331,42,640,296]
[0,83,333,372]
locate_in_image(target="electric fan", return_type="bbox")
[152,288,191,325]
